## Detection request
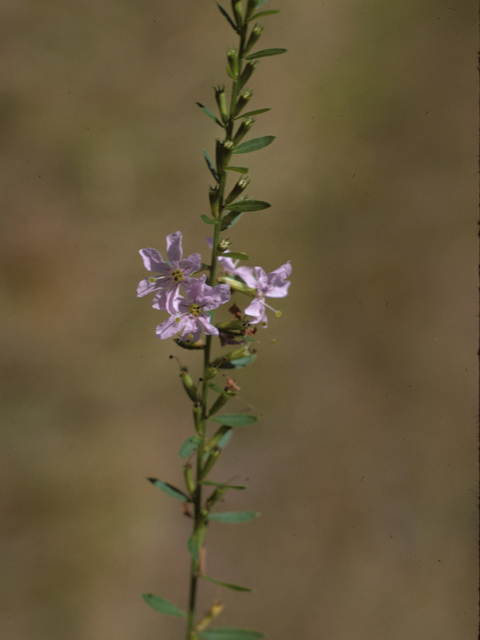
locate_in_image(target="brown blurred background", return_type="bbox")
[0,1,477,639]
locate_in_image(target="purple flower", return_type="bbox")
[242,261,292,327]
[155,275,231,342]
[218,256,254,283]
[137,232,201,314]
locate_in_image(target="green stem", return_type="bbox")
[184,16,248,638]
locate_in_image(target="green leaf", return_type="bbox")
[226,199,271,212]
[221,211,243,230]
[252,10,280,18]
[204,149,219,182]
[202,575,253,592]
[202,480,246,490]
[200,214,216,225]
[227,166,249,174]
[255,0,269,8]
[148,478,190,502]
[179,435,201,459]
[209,512,260,524]
[142,593,186,618]
[233,136,276,154]
[217,429,233,449]
[221,251,249,260]
[209,413,257,427]
[220,354,257,369]
[245,48,288,60]
[234,108,271,120]
[216,3,238,31]
[196,102,224,127]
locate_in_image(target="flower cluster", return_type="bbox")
[138,231,291,341]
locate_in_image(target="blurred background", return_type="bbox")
[0,1,477,639]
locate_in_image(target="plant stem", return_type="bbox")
[184,21,243,638]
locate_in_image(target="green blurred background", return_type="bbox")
[0,1,477,638]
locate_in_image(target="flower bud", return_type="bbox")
[215,319,245,332]
[233,89,253,118]
[205,486,228,510]
[233,117,255,145]
[214,85,229,124]
[193,402,203,434]
[208,390,236,417]
[217,275,256,297]
[183,463,195,495]
[206,424,231,451]
[179,367,199,403]
[202,446,220,478]
[245,24,264,54]
[238,60,258,90]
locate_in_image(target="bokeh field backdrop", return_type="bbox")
[0,1,477,639]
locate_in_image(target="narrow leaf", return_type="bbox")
[220,354,257,369]
[199,630,264,640]
[256,0,269,8]
[202,480,246,490]
[196,102,224,127]
[227,166,249,174]
[200,214,216,225]
[179,435,201,459]
[226,200,271,212]
[221,211,243,230]
[221,252,249,260]
[245,48,289,60]
[202,575,253,592]
[252,10,280,18]
[142,593,186,618]
[148,478,190,502]
[209,413,257,427]
[232,136,276,154]
[217,429,233,449]
[216,3,238,31]
[234,108,271,120]
[204,149,219,182]
[209,512,260,524]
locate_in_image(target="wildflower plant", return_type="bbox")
[138,2,290,639]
